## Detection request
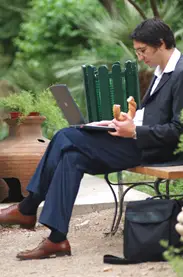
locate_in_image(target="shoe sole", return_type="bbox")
[0,222,35,230]
[17,251,72,260]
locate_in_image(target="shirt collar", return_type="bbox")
[154,48,181,77]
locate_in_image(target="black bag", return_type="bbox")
[104,198,183,264]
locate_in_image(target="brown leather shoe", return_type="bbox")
[16,238,71,260]
[0,204,36,229]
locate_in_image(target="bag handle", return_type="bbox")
[103,255,140,264]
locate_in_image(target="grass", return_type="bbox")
[97,171,183,197]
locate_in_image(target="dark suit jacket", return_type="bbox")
[136,55,183,163]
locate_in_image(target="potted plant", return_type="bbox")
[0,90,36,119]
[0,89,68,138]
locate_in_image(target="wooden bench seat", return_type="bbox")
[128,165,183,180]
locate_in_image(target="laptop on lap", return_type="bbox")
[49,84,115,132]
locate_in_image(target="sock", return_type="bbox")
[48,229,67,243]
[19,192,43,215]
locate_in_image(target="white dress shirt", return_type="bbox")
[133,48,181,126]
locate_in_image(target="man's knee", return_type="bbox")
[53,127,68,138]
[51,128,73,149]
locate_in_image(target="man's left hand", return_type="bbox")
[109,113,136,138]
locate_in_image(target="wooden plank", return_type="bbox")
[127,165,183,179]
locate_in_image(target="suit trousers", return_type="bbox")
[27,127,142,233]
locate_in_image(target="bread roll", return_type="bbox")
[127,96,137,119]
[113,96,136,121]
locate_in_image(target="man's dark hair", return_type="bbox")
[130,18,176,49]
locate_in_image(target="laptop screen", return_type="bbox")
[49,84,86,125]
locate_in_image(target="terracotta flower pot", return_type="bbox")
[29,112,40,116]
[10,112,22,119]
[0,116,50,197]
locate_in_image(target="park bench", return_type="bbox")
[82,60,183,235]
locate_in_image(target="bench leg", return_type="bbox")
[154,178,171,199]
[154,178,163,197]
[104,173,155,235]
[111,182,154,235]
[104,173,118,234]
[166,180,170,198]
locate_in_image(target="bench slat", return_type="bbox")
[128,166,183,179]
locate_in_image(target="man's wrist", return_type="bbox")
[132,127,137,139]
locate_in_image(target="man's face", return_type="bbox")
[133,40,161,68]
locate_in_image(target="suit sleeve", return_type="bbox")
[136,71,183,149]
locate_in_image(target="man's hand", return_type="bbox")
[109,113,136,138]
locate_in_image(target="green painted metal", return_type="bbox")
[125,60,141,108]
[82,60,140,122]
[111,63,127,112]
[82,65,92,121]
[98,66,113,120]
[82,65,100,122]
[94,70,102,121]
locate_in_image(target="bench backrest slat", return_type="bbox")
[112,63,127,112]
[98,66,113,120]
[125,61,141,108]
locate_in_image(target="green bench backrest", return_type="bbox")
[82,60,140,122]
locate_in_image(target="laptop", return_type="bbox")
[49,84,115,132]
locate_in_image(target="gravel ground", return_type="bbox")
[0,208,176,277]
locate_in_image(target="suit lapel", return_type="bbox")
[141,73,171,107]
[151,73,171,96]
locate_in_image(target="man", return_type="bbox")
[0,18,183,260]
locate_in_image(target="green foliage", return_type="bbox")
[15,0,104,61]
[78,0,183,56]
[0,45,12,79]
[2,59,58,93]
[15,0,183,63]
[161,241,183,277]
[34,90,68,139]
[0,0,28,68]
[0,90,35,115]
[2,0,106,110]
[0,0,27,40]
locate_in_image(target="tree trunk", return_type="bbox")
[98,0,116,15]
[149,0,160,18]
[127,0,147,20]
